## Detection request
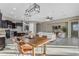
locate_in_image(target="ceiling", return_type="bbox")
[0,3,79,21]
[0,3,31,20]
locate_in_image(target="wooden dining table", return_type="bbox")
[27,37,51,56]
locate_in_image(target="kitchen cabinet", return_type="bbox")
[0,28,6,50]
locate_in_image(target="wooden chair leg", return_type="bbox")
[32,47,35,56]
[43,44,46,56]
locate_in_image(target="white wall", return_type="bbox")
[37,22,66,32]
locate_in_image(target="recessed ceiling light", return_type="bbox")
[13,8,16,10]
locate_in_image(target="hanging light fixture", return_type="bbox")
[46,16,53,20]
[24,3,40,17]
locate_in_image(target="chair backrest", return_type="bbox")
[50,33,56,41]
[42,35,47,39]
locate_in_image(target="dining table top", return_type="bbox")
[27,37,49,47]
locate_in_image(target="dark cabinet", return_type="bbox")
[2,20,8,28]
[0,20,8,28]
[5,30,10,38]
[0,11,2,20]
[0,20,16,28]
[0,20,2,27]
[12,23,16,28]
[0,37,5,50]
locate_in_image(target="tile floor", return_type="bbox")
[0,38,79,56]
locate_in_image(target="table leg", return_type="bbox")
[43,44,46,56]
[32,47,35,56]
